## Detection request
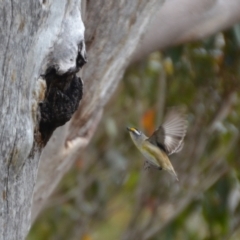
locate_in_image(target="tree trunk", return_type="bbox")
[132,0,240,62]
[0,0,163,239]
[0,0,86,239]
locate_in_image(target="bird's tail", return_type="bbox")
[167,166,179,182]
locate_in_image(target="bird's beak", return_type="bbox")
[126,127,133,132]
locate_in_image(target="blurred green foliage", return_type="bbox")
[28,26,240,240]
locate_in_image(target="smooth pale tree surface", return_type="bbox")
[132,0,240,62]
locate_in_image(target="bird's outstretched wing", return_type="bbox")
[147,108,187,155]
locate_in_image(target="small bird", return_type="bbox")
[127,108,187,181]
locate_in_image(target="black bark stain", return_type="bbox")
[39,43,87,145]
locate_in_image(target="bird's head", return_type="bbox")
[127,127,141,135]
[127,127,145,144]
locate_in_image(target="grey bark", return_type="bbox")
[0,0,86,239]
